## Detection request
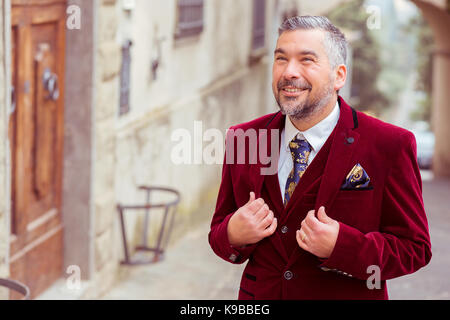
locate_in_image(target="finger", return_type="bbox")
[243,192,256,209]
[246,192,256,206]
[248,197,265,213]
[301,210,314,224]
[300,223,313,239]
[296,230,309,251]
[300,228,308,242]
[305,211,320,230]
[259,210,274,229]
[317,206,332,224]
[262,217,277,237]
[300,217,309,229]
[254,203,270,221]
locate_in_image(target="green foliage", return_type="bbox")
[327,0,391,115]
[403,14,433,124]
[410,95,431,124]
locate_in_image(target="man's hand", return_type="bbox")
[227,192,278,247]
[296,206,339,259]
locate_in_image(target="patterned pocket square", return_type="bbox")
[341,163,371,190]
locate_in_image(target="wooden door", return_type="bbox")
[9,0,66,299]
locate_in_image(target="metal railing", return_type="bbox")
[0,278,30,300]
[117,186,181,265]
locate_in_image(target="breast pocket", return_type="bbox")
[329,189,377,232]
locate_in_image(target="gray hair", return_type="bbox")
[279,16,348,69]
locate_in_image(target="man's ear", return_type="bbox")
[334,64,347,92]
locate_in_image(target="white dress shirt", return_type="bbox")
[278,101,340,202]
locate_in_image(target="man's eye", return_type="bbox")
[276,57,287,61]
[302,58,313,62]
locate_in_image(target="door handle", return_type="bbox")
[11,85,16,113]
[42,68,59,101]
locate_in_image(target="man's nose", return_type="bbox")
[282,60,301,80]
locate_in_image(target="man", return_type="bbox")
[208,16,431,300]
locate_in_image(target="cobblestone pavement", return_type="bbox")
[102,172,450,300]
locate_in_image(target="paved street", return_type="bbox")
[102,221,245,300]
[102,172,450,300]
[388,175,450,299]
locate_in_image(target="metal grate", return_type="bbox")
[252,0,266,50]
[117,186,181,265]
[176,0,204,39]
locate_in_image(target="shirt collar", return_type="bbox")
[284,100,340,152]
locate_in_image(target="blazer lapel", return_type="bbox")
[250,112,284,208]
[314,98,360,213]
[286,97,360,267]
[250,111,289,261]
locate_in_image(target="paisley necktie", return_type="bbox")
[284,137,312,206]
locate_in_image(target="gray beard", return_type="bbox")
[276,84,335,121]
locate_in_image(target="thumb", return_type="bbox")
[317,206,332,224]
[246,191,256,206]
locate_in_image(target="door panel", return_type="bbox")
[10,0,66,299]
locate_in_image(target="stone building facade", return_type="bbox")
[1,0,447,300]
[0,0,319,299]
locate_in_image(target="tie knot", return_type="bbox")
[289,137,311,164]
[289,137,311,153]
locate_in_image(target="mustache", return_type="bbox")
[277,79,312,91]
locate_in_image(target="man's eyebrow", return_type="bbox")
[274,48,319,58]
[299,50,319,58]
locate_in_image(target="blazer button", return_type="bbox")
[284,270,293,280]
[281,226,288,234]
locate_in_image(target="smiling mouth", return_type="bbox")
[281,87,309,96]
[283,88,303,93]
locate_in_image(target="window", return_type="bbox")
[175,0,204,39]
[252,0,266,50]
[119,40,133,116]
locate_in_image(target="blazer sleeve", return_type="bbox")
[319,130,432,280]
[208,127,257,264]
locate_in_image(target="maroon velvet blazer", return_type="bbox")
[208,96,432,300]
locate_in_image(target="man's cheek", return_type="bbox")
[272,83,279,96]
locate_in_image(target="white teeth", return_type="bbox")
[284,88,301,93]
